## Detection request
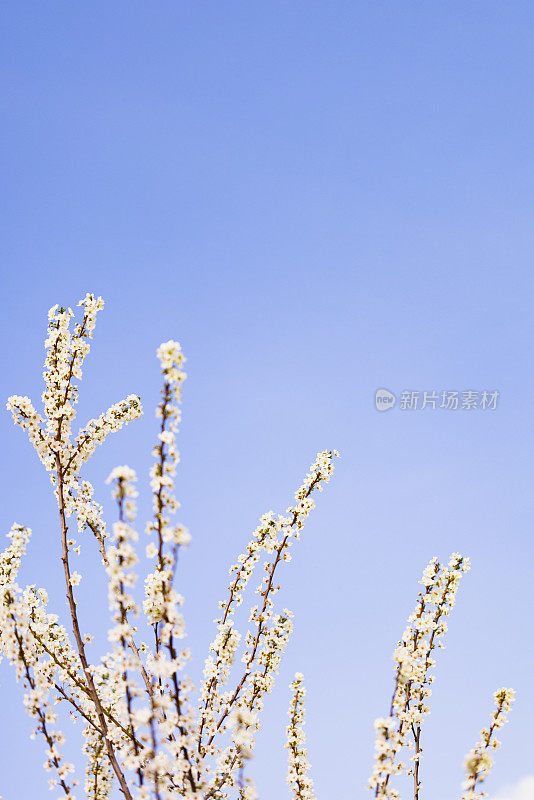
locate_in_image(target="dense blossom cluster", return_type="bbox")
[462,688,515,800]
[1,294,341,800]
[1,293,515,800]
[197,449,338,798]
[6,295,142,540]
[286,673,315,800]
[369,556,514,800]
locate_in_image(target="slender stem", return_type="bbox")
[150,381,198,793]
[466,697,506,796]
[11,617,72,797]
[207,475,321,751]
[205,639,284,798]
[377,576,435,798]
[92,740,105,799]
[29,624,141,746]
[117,486,144,788]
[85,516,157,701]
[197,522,278,753]
[55,455,133,800]
[55,683,104,734]
[407,571,456,799]
[413,725,421,800]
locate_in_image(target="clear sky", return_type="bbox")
[1,3,534,799]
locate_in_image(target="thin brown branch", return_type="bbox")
[11,618,73,797]
[55,454,133,800]
[206,474,321,751]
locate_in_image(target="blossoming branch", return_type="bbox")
[1,294,337,800]
[368,558,514,800]
[1,293,514,800]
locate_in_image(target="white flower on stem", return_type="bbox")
[198,451,339,766]
[106,466,139,523]
[462,688,515,800]
[286,673,316,800]
[369,553,471,798]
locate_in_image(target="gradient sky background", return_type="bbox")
[1,3,534,799]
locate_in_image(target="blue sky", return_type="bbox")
[1,2,534,799]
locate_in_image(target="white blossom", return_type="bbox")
[2,291,516,800]
[286,673,316,800]
[462,688,515,800]
[369,554,471,798]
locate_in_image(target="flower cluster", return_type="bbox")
[0,525,81,798]
[286,673,315,800]
[137,339,201,795]
[369,718,404,800]
[106,465,139,522]
[461,688,515,800]
[144,339,190,629]
[368,554,471,798]
[198,450,338,774]
[6,294,142,499]
[5,395,52,470]
[198,512,279,754]
[71,397,142,475]
[369,556,514,800]
[1,292,516,800]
